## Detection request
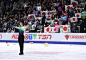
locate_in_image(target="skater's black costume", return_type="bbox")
[13,25,30,55]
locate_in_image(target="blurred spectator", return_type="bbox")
[13,2,17,9]
[72,23,78,33]
[0,28,3,32]
[7,28,10,33]
[68,9,73,17]
[83,28,86,33]
[41,13,46,25]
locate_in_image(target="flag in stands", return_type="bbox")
[55,25,60,29]
[53,3,59,7]
[44,27,50,33]
[28,14,36,19]
[49,11,57,16]
[70,17,78,22]
[60,25,71,33]
[55,18,59,22]
[75,13,81,18]
[65,5,73,11]
[76,8,84,12]
[68,18,71,25]
[24,19,29,21]
[25,28,29,32]
[46,15,52,19]
[63,12,68,17]
[33,11,39,16]
[35,17,42,20]
[44,27,59,33]
[71,0,78,7]
[46,20,53,23]
[41,11,48,16]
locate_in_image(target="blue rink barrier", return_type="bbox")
[0,40,86,45]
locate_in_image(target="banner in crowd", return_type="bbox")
[55,25,60,29]
[33,11,39,16]
[0,33,86,45]
[44,25,71,33]
[60,25,71,33]
[44,27,59,33]
[75,13,81,18]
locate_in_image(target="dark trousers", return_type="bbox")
[18,34,24,53]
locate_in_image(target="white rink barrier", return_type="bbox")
[0,33,86,45]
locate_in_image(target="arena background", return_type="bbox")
[0,0,86,60]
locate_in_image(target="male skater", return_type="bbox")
[13,22,30,55]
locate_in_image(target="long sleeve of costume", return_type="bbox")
[13,26,20,29]
[12,25,31,33]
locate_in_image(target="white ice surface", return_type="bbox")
[0,43,86,60]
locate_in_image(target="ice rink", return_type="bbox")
[0,43,86,60]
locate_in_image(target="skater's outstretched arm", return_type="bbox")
[12,26,20,29]
[12,25,31,32]
[21,25,31,30]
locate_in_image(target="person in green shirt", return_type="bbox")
[12,23,30,55]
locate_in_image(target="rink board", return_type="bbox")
[0,33,86,45]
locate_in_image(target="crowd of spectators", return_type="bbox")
[0,0,86,33]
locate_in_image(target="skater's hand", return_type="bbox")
[13,26,16,28]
